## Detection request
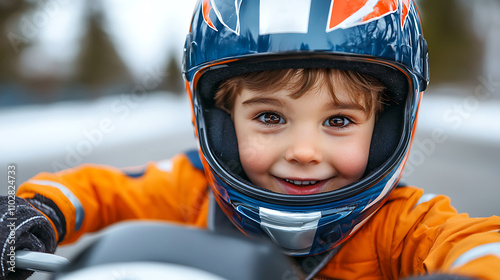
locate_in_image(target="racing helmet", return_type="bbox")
[183,0,429,256]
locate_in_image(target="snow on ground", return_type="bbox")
[417,85,500,145]
[1,92,194,164]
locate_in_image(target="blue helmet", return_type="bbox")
[183,0,429,256]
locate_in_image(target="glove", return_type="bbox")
[0,196,57,280]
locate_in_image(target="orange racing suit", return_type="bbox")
[17,151,500,279]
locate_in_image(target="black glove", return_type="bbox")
[0,196,57,280]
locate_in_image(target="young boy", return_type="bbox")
[2,1,500,279]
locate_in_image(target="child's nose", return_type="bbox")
[284,134,323,164]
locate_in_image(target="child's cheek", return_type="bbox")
[238,133,277,162]
[239,141,270,170]
[238,135,278,181]
[336,142,371,180]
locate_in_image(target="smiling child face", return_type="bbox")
[230,71,378,195]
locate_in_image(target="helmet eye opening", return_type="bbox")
[194,53,414,206]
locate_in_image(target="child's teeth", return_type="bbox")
[285,179,318,186]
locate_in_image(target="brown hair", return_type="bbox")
[215,68,386,116]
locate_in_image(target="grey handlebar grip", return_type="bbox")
[15,251,70,273]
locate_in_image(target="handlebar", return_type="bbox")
[15,251,70,273]
[11,222,301,280]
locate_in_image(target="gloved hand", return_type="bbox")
[0,196,57,280]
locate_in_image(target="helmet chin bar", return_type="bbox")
[234,200,358,256]
[259,208,322,255]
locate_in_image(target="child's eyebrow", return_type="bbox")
[241,96,368,113]
[242,97,285,107]
[325,100,367,112]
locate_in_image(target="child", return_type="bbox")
[2,1,500,279]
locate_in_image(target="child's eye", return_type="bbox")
[323,116,352,128]
[256,112,285,125]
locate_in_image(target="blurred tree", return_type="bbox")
[419,0,484,85]
[159,54,184,95]
[73,0,132,95]
[0,1,35,83]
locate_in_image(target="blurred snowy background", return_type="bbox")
[1,0,499,219]
[0,1,499,279]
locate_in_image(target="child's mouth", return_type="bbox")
[278,177,328,195]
